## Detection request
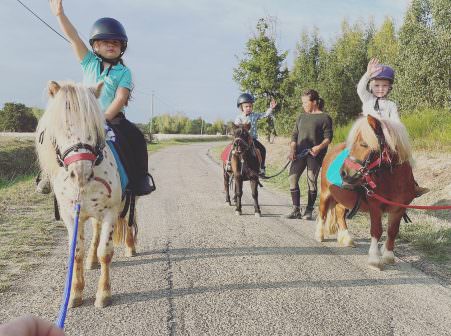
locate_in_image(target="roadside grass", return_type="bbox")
[332,108,451,151]
[0,175,63,292]
[148,136,230,153]
[0,136,38,181]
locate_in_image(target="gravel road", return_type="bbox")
[1,142,450,336]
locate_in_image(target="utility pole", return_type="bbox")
[149,91,155,140]
[200,118,204,135]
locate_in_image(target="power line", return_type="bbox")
[15,0,70,43]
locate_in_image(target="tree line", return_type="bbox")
[233,0,450,136]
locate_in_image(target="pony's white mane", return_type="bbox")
[36,81,105,177]
[346,116,412,164]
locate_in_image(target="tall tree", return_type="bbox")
[319,20,369,124]
[367,17,399,66]
[396,0,450,111]
[233,17,288,138]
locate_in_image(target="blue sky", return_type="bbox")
[2,0,410,124]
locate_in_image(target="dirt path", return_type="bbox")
[1,142,450,335]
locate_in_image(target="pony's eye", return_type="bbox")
[360,142,368,148]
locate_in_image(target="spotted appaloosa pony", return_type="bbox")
[36,81,137,307]
[315,115,415,270]
[222,124,262,217]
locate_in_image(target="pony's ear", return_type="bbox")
[48,81,61,98]
[367,114,383,136]
[92,81,104,98]
[243,123,251,131]
[232,123,239,130]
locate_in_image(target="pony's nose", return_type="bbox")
[69,164,92,187]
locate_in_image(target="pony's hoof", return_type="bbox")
[86,261,99,270]
[69,296,83,308]
[95,295,112,308]
[315,233,324,242]
[368,257,384,271]
[228,202,232,206]
[125,248,137,257]
[235,210,241,216]
[255,212,261,218]
[382,251,395,264]
[337,230,355,247]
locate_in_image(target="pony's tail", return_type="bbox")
[113,216,127,246]
[325,201,338,235]
[113,214,138,247]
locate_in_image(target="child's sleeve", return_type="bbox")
[118,68,132,90]
[80,51,95,70]
[390,102,401,123]
[256,107,273,120]
[357,73,372,103]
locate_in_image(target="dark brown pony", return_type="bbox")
[223,124,262,217]
[315,115,415,270]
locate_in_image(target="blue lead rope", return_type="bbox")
[56,202,81,329]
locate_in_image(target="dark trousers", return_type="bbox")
[253,139,266,168]
[108,116,148,190]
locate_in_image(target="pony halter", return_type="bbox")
[56,142,105,170]
[343,137,392,189]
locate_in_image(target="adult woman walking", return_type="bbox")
[285,90,333,220]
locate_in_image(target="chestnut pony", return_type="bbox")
[223,124,262,217]
[315,115,415,270]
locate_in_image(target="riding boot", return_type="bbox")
[284,188,302,219]
[414,180,429,198]
[303,191,317,220]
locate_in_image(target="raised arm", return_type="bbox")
[257,98,277,120]
[49,0,88,62]
[357,58,382,103]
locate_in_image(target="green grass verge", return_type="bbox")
[148,136,231,153]
[0,175,63,292]
[332,108,451,151]
[0,136,38,182]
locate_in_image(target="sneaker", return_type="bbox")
[225,162,232,172]
[36,177,51,194]
[303,207,314,220]
[259,167,266,176]
[284,206,302,219]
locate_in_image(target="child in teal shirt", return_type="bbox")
[47,0,153,195]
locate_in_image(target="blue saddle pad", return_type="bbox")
[326,148,349,187]
[106,140,128,194]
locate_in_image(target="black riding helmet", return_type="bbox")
[236,93,254,108]
[89,17,128,56]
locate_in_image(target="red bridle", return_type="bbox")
[343,145,392,189]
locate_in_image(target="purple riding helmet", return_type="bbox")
[371,65,395,84]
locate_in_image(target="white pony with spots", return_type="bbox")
[36,81,137,308]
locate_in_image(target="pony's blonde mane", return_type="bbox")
[346,116,412,164]
[36,81,105,177]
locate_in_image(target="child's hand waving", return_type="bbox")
[367,58,382,77]
[270,98,277,109]
[49,0,63,17]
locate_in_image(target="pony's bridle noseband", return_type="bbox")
[343,136,392,189]
[56,142,105,170]
[232,137,250,154]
